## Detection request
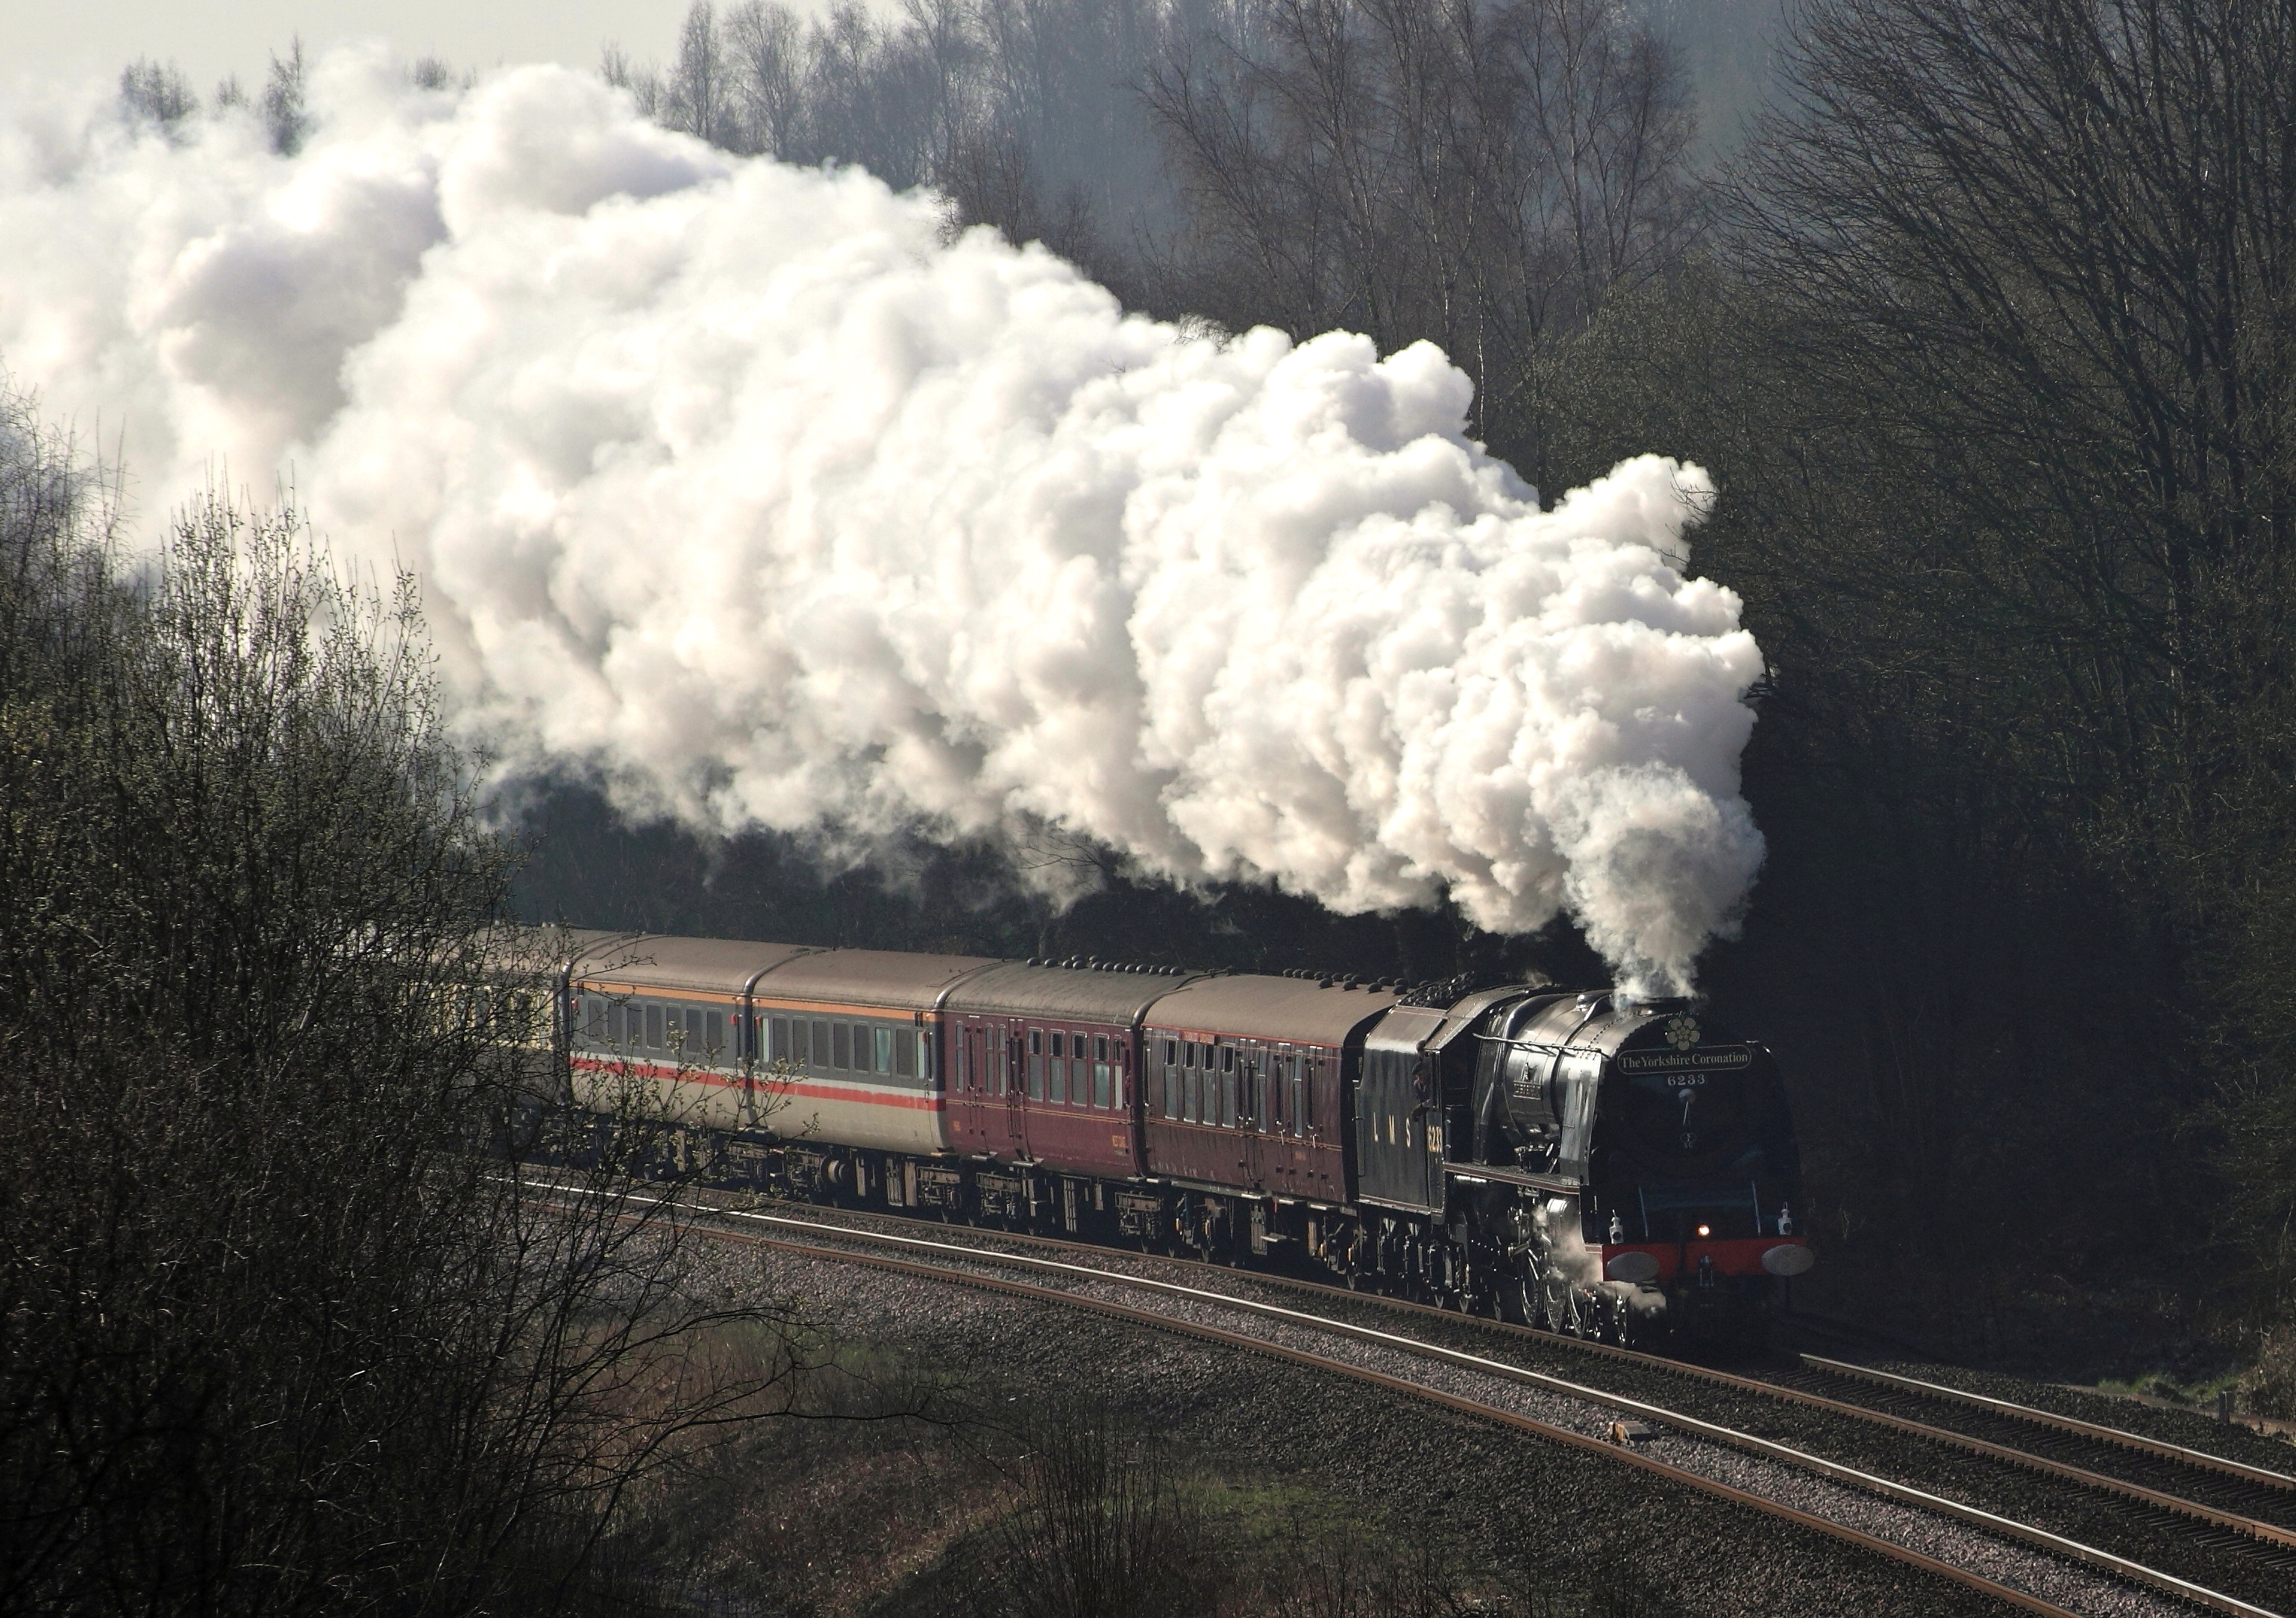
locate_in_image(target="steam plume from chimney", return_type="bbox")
[0,48,1766,994]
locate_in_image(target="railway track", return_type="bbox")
[528,1179,2286,1618]
[1775,1358,2296,1567]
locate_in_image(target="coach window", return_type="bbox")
[806,1020,826,1069]
[1162,1060,1177,1120]
[639,1005,659,1050]
[1049,1035,1068,1105]
[1028,1029,1044,1099]
[585,1000,608,1043]
[706,1010,725,1056]
[768,1017,788,1064]
[894,1027,915,1078]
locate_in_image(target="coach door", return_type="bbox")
[962,1018,1026,1159]
[997,1020,1028,1157]
[1237,1041,1268,1190]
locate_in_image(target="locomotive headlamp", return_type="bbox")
[1696,1223,1711,1238]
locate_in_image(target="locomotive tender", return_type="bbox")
[544,929,1811,1346]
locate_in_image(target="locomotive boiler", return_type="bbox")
[533,930,1811,1349]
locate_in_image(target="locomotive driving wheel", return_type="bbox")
[1540,1267,1589,1338]
[1599,1288,1631,1346]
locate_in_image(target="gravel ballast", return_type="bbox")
[681,1207,2216,1618]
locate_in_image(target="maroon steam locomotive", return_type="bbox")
[543,929,1811,1347]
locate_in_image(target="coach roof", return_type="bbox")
[567,934,812,995]
[747,947,999,1012]
[943,962,1208,1024]
[1145,973,1402,1047]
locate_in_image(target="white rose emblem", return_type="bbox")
[1665,1015,1700,1052]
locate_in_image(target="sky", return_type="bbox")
[0,0,732,98]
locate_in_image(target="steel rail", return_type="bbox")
[1801,1357,2296,1494]
[525,1180,2267,1618]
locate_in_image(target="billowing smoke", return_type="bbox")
[0,48,1765,994]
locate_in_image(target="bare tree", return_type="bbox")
[262,37,308,154]
[665,1,735,145]
[119,59,198,129]
[1144,0,1697,470]
[0,398,850,1618]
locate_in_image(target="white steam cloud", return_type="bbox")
[0,48,1766,993]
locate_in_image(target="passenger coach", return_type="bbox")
[542,929,1810,1347]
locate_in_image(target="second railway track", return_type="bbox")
[532,1179,2291,1618]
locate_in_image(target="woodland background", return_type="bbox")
[96,0,2296,1368]
[516,0,2295,1376]
[2,3,2288,1611]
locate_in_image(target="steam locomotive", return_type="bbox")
[536,930,1811,1348]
